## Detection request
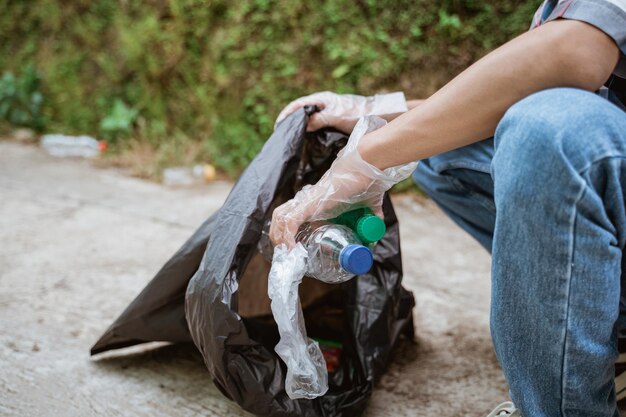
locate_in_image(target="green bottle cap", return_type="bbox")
[356,214,386,244]
[334,207,374,227]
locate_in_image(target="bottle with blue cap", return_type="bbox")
[257,219,374,283]
[295,220,374,283]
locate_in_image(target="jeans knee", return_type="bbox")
[498,88,610,136]
[495,88,621,167]
[492,88,618,201]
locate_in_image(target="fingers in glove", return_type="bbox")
[275,93,333,126]
[306,113,331,132]
[276,101,326,125]
[270,205,295,249]
[269,200,310,249]
[306,114,360,134]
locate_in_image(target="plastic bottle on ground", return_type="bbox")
[41,134,106,158]
[259,220,373,283]
[162,164,216,186]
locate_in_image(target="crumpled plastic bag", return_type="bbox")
[268,243,328,399]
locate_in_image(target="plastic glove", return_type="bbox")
[275,91,407,132]
[268,243,328,400]
[270,115,417,248]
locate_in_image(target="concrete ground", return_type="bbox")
[0,140,508,416]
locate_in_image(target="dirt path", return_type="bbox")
[0,140,508,416]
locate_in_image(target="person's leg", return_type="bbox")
[412,138,496,251]
[490,88,626,417]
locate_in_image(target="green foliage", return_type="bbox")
[206,116,264,177]
[0,64,45,131]
[0,0,539,175]
[99,99,138,141]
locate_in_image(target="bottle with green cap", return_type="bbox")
[331,207,386,244]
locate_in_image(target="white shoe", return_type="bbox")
[486,402,521,416]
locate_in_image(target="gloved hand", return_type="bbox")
[275,91,407,133]
[270,115,417,248]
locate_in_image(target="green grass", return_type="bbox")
[0,0,538,177]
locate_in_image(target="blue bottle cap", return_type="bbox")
[339,244,373,275]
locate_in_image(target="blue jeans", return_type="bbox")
[413,88,626,417]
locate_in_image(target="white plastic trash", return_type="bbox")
[162,164,216,186]
[267,243,329,400]
[41,134,105,158]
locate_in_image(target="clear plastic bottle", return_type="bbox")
[40,134,105,158]
[162,164,216,186]
[258,220,373,283]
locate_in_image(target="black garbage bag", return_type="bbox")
[91,107,415,417]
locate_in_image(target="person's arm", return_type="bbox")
[269,18,621,248]
[359,19,620,170]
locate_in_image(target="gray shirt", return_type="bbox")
[531,0,626,108]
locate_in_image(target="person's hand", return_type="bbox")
[274,91,407,133]
[270,116,417,248]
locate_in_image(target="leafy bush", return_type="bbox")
[99,99,138,141]
[0,0,538,175]
[0,64,45,131]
